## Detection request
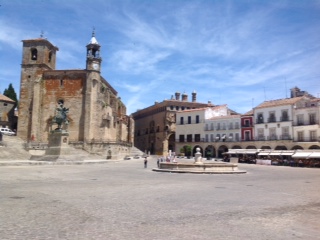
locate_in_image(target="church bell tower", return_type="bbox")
[86,29,102,72]
[84,29,102,140]
[18,35,59,141]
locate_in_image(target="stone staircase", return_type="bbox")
[0,135,31,160]
[0,135,145,161]
[124,146,146,159]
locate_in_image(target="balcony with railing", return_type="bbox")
[268,117,276,123]
[280,116,290,121]
[176,137,243,143]
[242,137,253,141]
[292,120,319,126]
[268,135,278,140]
[204,126,214,131]
[176,138,205,143]
[256,118,264,124]
[256,135,266,141]
[254,135,293,141]
[278,135,292,140]
[293,137,319,142]
[177,120,205,125]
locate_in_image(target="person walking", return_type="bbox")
[144,156,148,168]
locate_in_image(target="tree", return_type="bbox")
[184,145,192,157]
[3,83,18,105]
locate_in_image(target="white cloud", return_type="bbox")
[112,45,171,73]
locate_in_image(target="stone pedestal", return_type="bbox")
[194,147,203,164]
[45,131,71,156]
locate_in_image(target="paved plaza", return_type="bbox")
[0,158,319,240]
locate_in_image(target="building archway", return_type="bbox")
[193,145,203,156]
[168,134,175,153]
[232,145,242,149]
[261,146,271,149]
[205,145,215,158]
[246,145,256,149]
[309,145,320,149]
[291,145,303,150]
[275,145,287,150]
[182,145,192,158]
[218,145,228,158]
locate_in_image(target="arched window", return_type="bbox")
[31,48,37,60]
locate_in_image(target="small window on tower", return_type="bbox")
[60,79,64,87]
[48,51,52,63]
[31,48,37,60]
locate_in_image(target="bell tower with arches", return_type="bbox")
[86,29,102,72]
[84,29,103,140]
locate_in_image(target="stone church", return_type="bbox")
[17,31,134,158]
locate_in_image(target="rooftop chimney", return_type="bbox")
[192,90,197,102]
[175,92,180,101]
[182,92,188,102]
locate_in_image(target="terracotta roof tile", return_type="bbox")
[0,94,15,103]
[243,109,253,115]
[254,97,304,109]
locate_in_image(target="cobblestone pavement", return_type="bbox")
[0,157,319,240]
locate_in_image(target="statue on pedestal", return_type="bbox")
[51,101,69,131]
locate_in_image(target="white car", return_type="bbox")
[0,128,16,136]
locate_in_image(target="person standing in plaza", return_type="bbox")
[144,156,148,168]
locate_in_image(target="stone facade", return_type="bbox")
[17,32,134,158]
[131,92,214,156]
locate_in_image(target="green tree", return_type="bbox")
[184,145,192,157]
[3,83,18,105]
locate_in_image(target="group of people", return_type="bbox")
[270,158,320,168]
[156,155,177,168]
[235,154,320,168]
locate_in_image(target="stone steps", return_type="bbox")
[0,136,31,160]
[0,135,143,161]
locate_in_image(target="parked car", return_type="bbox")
[0,128,16,136]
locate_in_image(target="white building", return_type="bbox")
[176,105,229,143]
[205,114,241,143]
[253,97,301,141]
[174,87,320,158]
[292,98,320,144]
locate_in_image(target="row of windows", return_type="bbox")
[178,133,241,142]
[179,131,318,142]
[297,131,318,141]
[180,115,200,124]
[296,114,317,125]
[205,122,240,131]
[136,126,161,136]
[256,110,289,123]
[256,113,317,125]
[170,106,193,111]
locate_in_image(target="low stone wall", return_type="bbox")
[159,162,239,172]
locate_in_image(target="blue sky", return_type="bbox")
[1,0,320,114]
